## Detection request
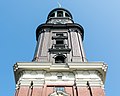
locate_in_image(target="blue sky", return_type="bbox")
[0,0,120,96]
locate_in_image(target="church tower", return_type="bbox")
[14,8,108,96]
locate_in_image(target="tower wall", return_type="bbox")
[14,7,107,96]
[33,24,86,63]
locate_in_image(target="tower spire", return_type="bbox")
[57,2,62,8]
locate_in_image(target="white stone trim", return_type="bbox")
[14,62,107,88]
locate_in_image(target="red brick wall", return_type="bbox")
[15,86,105,96]
[32,87,43,96]
[91,87,105,96]
[77,87,90,96]
[77,87,105,96]
[46,86,54,96]
[65,86,73,96]
[17,86,29,96]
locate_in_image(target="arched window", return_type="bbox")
[50,13,55,17]
[55,55,66,63]
[57,11,63,17]
[65,12,70,17]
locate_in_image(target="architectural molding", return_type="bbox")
[14,62,107,87]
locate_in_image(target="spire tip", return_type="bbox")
[57,2,62,8]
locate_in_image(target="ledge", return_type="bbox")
[13,62,107,84]
[14,62,107,71]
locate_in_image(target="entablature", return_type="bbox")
[14,62,107,85]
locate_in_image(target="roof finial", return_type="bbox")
[57,2,62,8]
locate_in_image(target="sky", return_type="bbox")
[0,0,120,96]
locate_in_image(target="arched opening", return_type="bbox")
[55,55,66,63]
[50,12,55,17]
[57,11,63,17]
[65,12,70,17]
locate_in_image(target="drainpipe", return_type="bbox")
[87,81,93,96]
[27,81,33,96]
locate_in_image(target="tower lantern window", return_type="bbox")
[50,12,55,17]
[57,11,63,17]
[65,12,70,17]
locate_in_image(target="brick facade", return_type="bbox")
[15,86,105,96]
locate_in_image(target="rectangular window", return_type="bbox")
[56,33,64,37]
[57,11,63,17]
[57,76,62,79]
[56,40,64,44]
[56,33,64,45]
[54,87,65,92]
[52,32,68,49]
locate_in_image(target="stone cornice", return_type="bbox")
[14,62,107,71]
[13,62,107,85]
